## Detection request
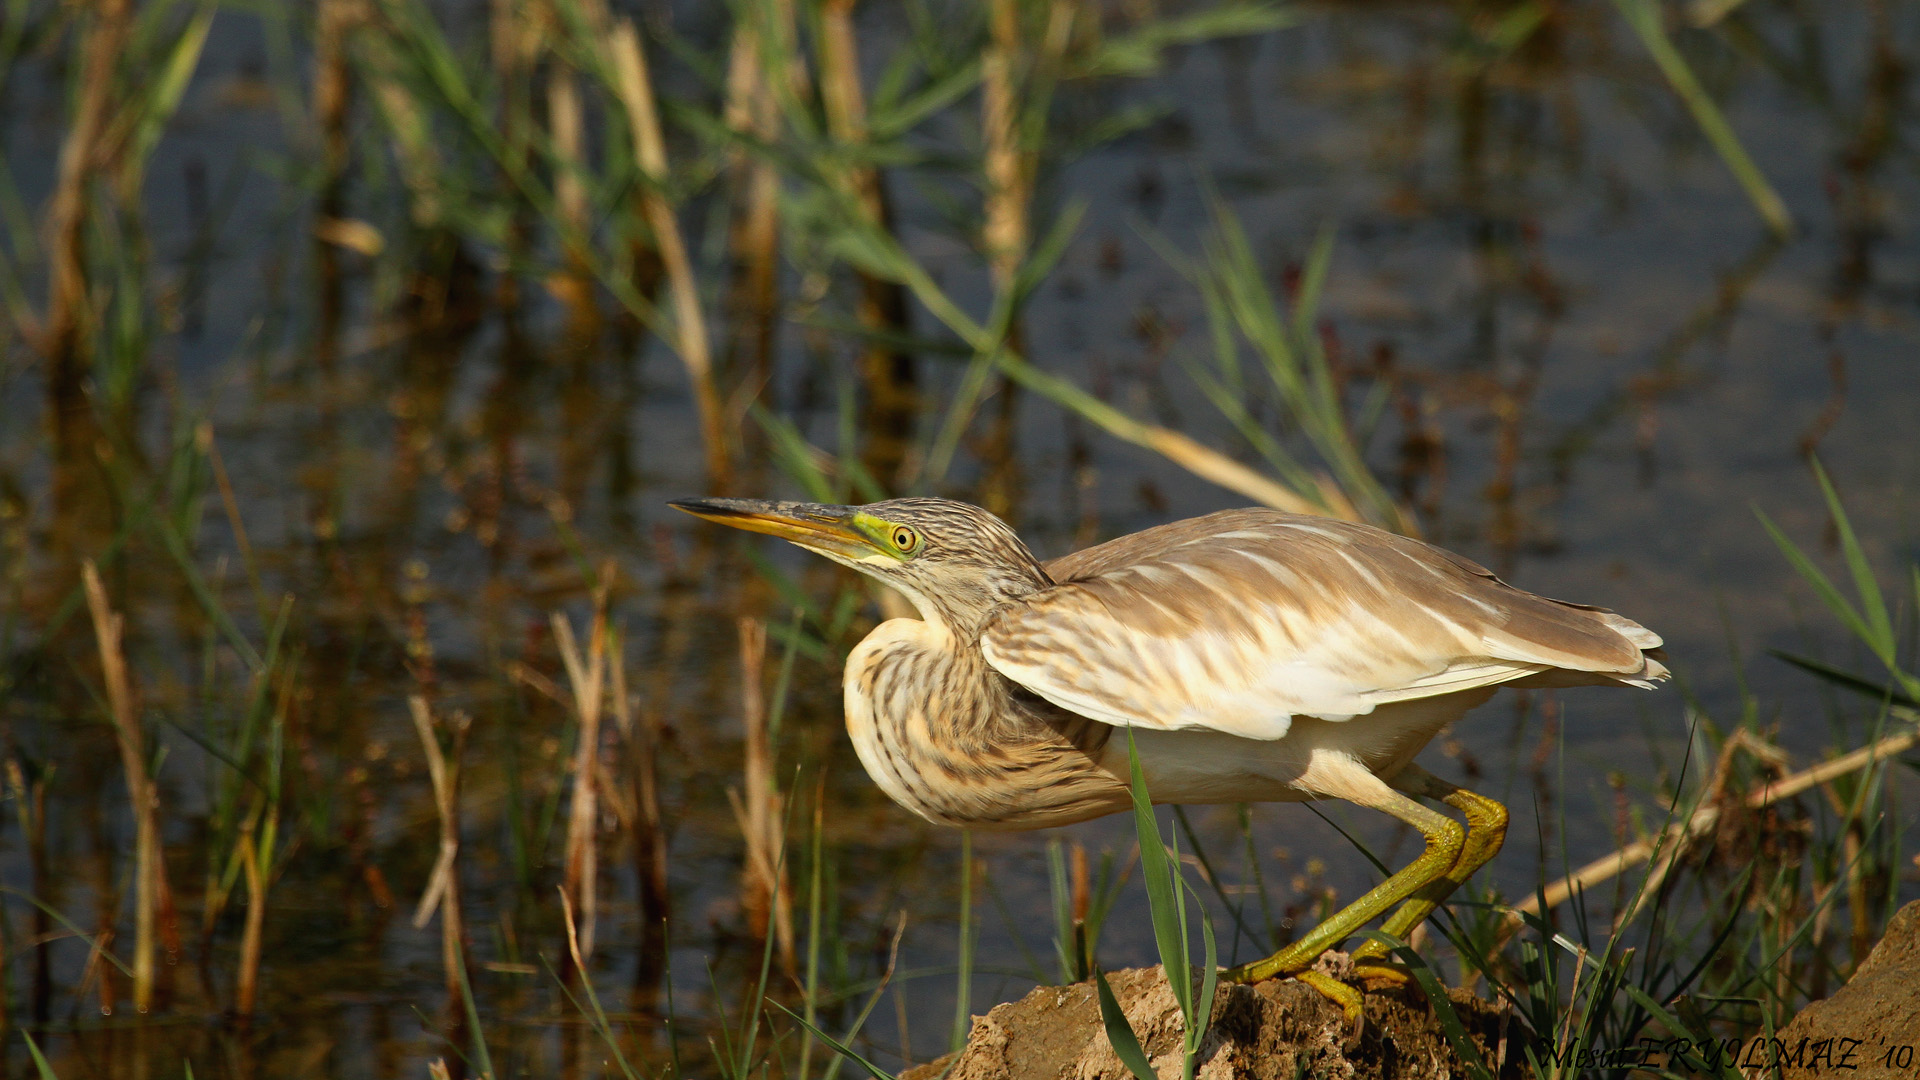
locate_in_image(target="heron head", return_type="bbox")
[669,496,1051,634]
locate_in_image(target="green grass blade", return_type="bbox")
[1612,0,1791,237]
[1190,880,1219,1064]
[1093,969,1157,1080]
[1048,840,1077,983]
[1810,458,1896,656]
[773,1003,897,1080]
[22,1031,59,1080]
[1289,224,1334,346]
[952,831,974,1054]
[1767,650,1918,707]
[130,5,213,169]
[1125,731,1190,1019]
[1755,508,1880,659]
[1369,933,1492,1080]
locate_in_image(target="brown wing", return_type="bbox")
[988,509,1664,740]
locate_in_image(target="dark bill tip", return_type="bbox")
[667,497,867,552]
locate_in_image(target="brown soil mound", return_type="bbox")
[902,962,1525,1080]
[1766,900,1920,1080]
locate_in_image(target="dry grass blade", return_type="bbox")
[83,559,163,1014]
[605,19,730,489]
[722,2,788,395]
[1000,357,1335,516]
[408,695,478,1065]
[408,696,462,935]
[235,810,267,1017]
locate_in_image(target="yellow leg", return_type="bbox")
[1222,774,1464,988]
[1350,765,1508,982]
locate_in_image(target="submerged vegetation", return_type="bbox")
[0,0,1916,1076]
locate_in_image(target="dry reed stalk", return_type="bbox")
[83,560,166,1014]
[409,696,472,1024]
[980,0,1028,289]
[545,35,598,325]
[1512,718,1920,928]
[606,20,730,489]
[41,0,132,388]
[818,0,919,486]
[730,617,794,972]
[721,6,783,399]
[313,0,360,197]
[553,587,610,965]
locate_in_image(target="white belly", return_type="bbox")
[1109,688,1494,805]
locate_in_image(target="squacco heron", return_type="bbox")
[672,497,1666,1014]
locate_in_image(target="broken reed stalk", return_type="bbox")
[312,0,361,364]
[409,696,472,1032]
[8,759,53,1023]
[817,0,918,487]
[41,0,133,397]
[1514,717,1920,928]
[730,617,794,973]
[616,636,670,953]
[1069,840,1090,978]
[553,581,611,966]
[606,19,730,489]
[83,560,166,1014]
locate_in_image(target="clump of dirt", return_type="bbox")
[1767,900,1920,1080]
[902,961,1526,1080]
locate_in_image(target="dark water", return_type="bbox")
[2,1,1918,1076]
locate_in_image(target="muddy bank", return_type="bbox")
[903,962,1524,1080]
[1767,900,1920,1080]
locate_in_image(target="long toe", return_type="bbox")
[1350,960,1413,991]
[1295,970,1365,1027]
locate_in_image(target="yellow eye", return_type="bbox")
[890,525,920,553]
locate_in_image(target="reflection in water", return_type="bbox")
[1,2,1917,1076]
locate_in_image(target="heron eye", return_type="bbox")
[891,526,920,553]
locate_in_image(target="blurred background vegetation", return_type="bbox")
[0,0,1917,1076]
